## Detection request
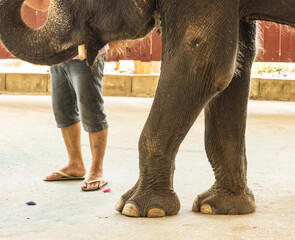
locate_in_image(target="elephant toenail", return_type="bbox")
[147,208,166,218]
[200,204,215,214]
[228,208,238,215]
[122,203,140,217]
[115,200,124,212]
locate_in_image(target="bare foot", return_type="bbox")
[45,163,86,180]
[81,170,105,190]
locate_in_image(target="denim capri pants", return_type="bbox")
[50,54,108,133]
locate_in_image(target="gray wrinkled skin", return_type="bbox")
[0,0,295,217]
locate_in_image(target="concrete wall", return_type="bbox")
[0,73,5,91]
[0,73,160,97]
[103,74,159,97]
[0,73,50,95]
[250,78,295,101]
[1,73,295,101]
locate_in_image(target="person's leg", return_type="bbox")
[45,63,86,180]
[67,56,108,189]
[82,129,108,190]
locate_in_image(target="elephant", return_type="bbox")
[0,0,294,217]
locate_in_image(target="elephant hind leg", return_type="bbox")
[193,20,257,215]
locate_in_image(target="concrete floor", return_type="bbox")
[0,95,295,240]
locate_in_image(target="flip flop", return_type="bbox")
[81,177,108,191]
[43,171,85,181]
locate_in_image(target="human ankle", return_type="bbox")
[89,167,103,176]
[68,160,86,170]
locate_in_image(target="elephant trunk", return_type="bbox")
[0,0,84,65]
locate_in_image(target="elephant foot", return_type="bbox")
[115,182,181,218]
[192,186,255,215]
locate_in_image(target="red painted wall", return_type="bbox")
[256,21,295,62]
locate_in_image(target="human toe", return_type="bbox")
[81,182,87,190]
[88,182,99,190]
[45,172,63,180]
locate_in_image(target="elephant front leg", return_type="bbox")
[193,21,257,215]
[115,97,186,217]
[115,157,181,217]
